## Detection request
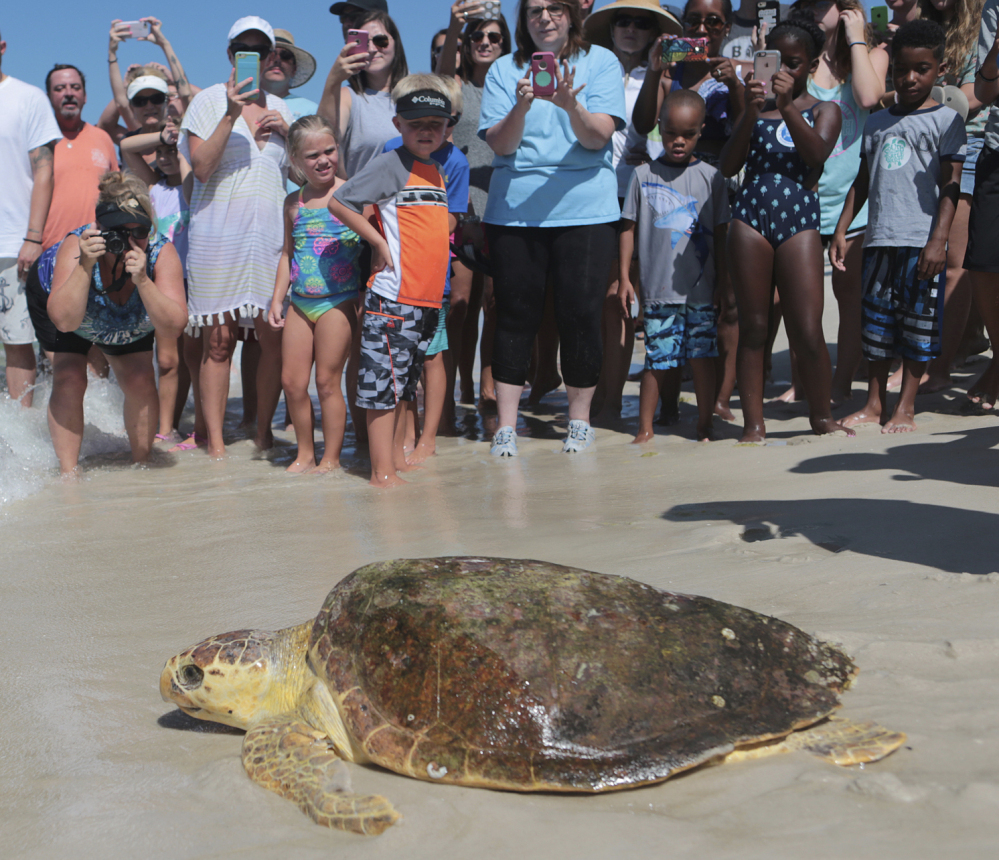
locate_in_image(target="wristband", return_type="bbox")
[848,41,867,48]
[109,57,118,63]
[159,128,168,145]
[979,67,999,82]
[23,237,42,244]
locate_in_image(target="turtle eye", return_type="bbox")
[179,664,204,688]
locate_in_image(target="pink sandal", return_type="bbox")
[168,433,207,452]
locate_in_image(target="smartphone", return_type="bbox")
[481,0,502,18]
[118,20,150,39]
[754,50,781,98]
[756,0,780,31]
[347,29,369,56]
[870,5,889,31]
[532,52,556,97]
[661,37,709,65]
[234,52,260,96]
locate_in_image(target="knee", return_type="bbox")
[739,315,769,350]
[315,373,341,400]
[53,360,88,396]
[205,329,236,363]
[157,353,179,377]
[3,343,37,370]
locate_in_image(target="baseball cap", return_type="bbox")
[395,89,452,121]
[227,16,276,46]
[329,0,388,16]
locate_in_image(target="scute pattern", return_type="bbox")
[308,558,857,791]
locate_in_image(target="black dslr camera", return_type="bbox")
[100,227,131,256]
[94,200,152,256]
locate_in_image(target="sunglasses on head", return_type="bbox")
[131,92,167,107]
[229,41,272,58]
[470,30,503,44]
[613,16,655,29]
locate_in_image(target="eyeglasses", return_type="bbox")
[130,92,166,107]
[526,4,566,21]
[470,30,503,44]
[614,16,655,30]
[229,41,272,58]
[683,15,727,31]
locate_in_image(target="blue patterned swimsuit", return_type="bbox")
[288,201,362,323]
[732,106,821,248]
[37,226,166,346]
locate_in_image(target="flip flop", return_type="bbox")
[155,431,183,443]
[168,433,207,452]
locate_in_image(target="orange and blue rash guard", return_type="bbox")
[332,147,450,308]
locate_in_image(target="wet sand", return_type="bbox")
[2,293,999,858]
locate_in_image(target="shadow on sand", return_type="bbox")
[158,708,243,734]
[663,497,999,575]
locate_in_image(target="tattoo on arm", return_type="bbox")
[29,142,55,173]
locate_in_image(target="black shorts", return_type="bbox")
[25,260,155,357]
[965,145,999,273]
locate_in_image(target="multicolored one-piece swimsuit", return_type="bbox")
[732,106,821,248]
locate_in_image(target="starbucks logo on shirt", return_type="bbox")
[879,136,911,170]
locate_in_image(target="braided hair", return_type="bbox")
[766,17,826,60]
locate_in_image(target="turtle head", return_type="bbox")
[160,623,312,729]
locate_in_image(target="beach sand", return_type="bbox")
[2,285,998,859]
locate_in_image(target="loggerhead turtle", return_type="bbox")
[160,557,905,835]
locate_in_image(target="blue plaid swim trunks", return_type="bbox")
[860,246,943,362]
[355,291,439,410]
[643,302,718,371]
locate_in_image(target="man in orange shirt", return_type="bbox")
[42,65,119,251]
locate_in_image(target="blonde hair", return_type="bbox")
[436,74,463,114]
[391,73,452,104]
[917,0,985,81]
[97,171,157,225]
[287,115,338,163]
[124,64,170,86]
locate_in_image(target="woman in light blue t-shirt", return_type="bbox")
[478,0,626,456]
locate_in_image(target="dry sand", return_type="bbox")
[2,293,999,859]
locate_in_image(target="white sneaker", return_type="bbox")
[562,419,595,453]
[490,425,518,457]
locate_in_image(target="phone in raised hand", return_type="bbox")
[234,52,260,96]
[870,5,889,31]
[756,0,780,31]
[118,20,151,39]
[347,29,369,57]
[531,52,556,97]
[754,50,781,98]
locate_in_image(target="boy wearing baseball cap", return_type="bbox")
[330,74,453,487]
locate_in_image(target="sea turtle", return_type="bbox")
[160,557,905,835]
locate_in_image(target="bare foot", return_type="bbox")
[309,460,340,474]
[527,373,561,405]
[697,421,714,441]
[285,457,316,474]
[882,411,917,433]
[656,404,680,426]
[740,423,766,443]
[830,387,853,408]
[968,362,999,408]
[714,401,735,421]
[477,395,497,413]
[842,407,882,428]
[254,429,274,450]
[406,443,436,465]
[207,445,226,461]
[773,384,800,403]
[631,428,654,444]
[811,416,856,437]
[917,373,951,395]
[369,472,407,488]
[396,459,423,473]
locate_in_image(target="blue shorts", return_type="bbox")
[961,136,984,197]
[861,246,943,362]
[425,297,449,357]
[356,291,439,410]
[643,302,718,370]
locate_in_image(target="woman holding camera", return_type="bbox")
[479,0,625,456]
[179,17,293,459]
[25,172,186,476]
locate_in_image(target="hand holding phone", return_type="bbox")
[753,50,780,98]
[661,37,709,65]
[756,0,780,30]
[531,52,556,97]
[870,5,889,32]
[347,29,369,56]
[234,51,260,96]
[118,20,151,40]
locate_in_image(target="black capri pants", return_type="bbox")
[487,221,617,389]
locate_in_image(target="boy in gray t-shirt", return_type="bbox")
[619,90,730,443]
[831,20,965,434]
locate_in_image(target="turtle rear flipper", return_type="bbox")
[725,716,906,767]
[242,718,400,835]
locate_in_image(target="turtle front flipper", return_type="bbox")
[242,718,400,835]
[781,716,907,765]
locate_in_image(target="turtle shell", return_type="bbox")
[309,557,856,791]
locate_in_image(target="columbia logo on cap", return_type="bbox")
[411,95,446,107]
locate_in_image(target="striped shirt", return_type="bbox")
[178,84,292,327]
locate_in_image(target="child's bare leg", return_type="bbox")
[409,351,446,464]
[690,357,716,441]
[656,368,681,425]
[774,231,854,437]
[281,307,318,473]
[393,401,421,473]
[402,400,419,453]
[830,233,864,405]
[239,335,259,429]
[844,359,890,427]
[154,331,181,437]
[884,358,926,433]
[252,314,283,450]
[714,278,738,421]
[729,221,776,442]
[346,302,368,442]
[633,367,666,443]
[311,302,355,472]
[366,407,405,487]
[173,332,191,430]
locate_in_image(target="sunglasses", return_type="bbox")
[371,33,390,49]
[683,15,727,30]
[229,41,272,58]
[275,48,296,63]
[470,30,503,44]
[130,92,166,107]
[98,224,151,240]
[614,16,655,29]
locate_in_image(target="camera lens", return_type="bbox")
[102,229,127,255]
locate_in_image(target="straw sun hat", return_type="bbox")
[272,29,317,89]
[584,0,683,49]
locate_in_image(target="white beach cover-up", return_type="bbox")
[179,84,292,328]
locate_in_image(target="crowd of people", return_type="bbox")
[2,0,999,486]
